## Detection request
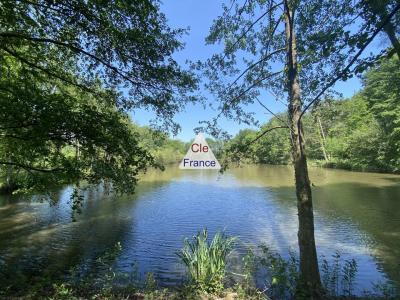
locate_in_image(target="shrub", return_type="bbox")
[177,229,236,295]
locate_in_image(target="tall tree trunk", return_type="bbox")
[284,1,322,297]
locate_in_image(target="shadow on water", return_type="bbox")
[0,164,399,294]
[0,173,180,289]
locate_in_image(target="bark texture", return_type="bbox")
[284,1,322,297]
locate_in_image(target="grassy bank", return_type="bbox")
[308,159,400,174]
[1,231,397,300]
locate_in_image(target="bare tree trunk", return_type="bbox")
[317,115,329,162]
[284,2,322,297]
[75,139,80,159]
[5,164,15,192]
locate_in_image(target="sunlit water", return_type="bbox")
[0,165,399,294]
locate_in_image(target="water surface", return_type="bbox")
[0,165,399,293]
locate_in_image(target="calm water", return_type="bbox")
[0,165,399,293]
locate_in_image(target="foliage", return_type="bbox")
[176,229,236,295]
[0,56,187,194]
[362,56,400,170]
[304,95,390,172]
[195,0,399,138]
[221,129,259,165]
[367,281,398,299]
[254,117,291,165]
[0,58,155,194]
[0,0,196,194]
[200,1,400,295]
[242,246,396,300]
[225,56,400,174]
[232,249,270,300]
[257,245,300,299]
[321,251,358,297]
[306,56,400,173]
[48,283,78,300]
[0,0,197,129]
[206,138,225,159]
[0,238,397,299]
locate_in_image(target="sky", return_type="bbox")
[130,0,364,142]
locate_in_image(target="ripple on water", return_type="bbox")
[0,165,399,294]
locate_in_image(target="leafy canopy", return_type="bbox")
[0,0,197,192]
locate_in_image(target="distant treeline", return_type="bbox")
[136,127,187,166]
[137,128,225,166]
[226,57,400,174]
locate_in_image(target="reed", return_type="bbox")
[177,229,236,294]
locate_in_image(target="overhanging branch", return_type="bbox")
[1,46,99,95]
[228,47,285,89]
[248,125,288,145]
[222,125,289,168]
[215,70,283,123]
[0,161,65,173]
[0,32,143,88]
[255,97,292,131]
[226,70,283,107]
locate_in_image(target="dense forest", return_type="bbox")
[226,56,400,174]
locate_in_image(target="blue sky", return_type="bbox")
[130,0,363,142]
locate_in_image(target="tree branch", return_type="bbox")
[0,32,143,88]
[228,47,285,89]
[223,1,283,57]
[226,70,283,107]
[0,161,65,173]
[249,125,288,145]
[216,70,283,122]
[228,0,237,15]
[299,2,400,120]
[222,125,288,168]
[17,0,65,14]
[1,46,99,95]
[255,97,292,131]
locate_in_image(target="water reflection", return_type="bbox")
[0,165,399,293]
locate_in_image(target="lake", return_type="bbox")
[0,165,399,294]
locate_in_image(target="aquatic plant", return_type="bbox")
[321,251,359,298]
[258,245,299,299]
[177,228,236,294]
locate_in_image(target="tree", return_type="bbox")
[225,116,291,165]
[362,56,400,171]
[223,129,259,164]
[0,56,154,193]
[255,116,291,164]
[309,96,387,172]
[200,0,400,297]
[0,1,196,192]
